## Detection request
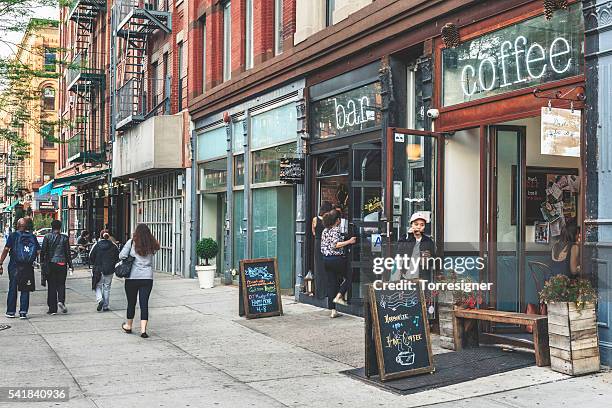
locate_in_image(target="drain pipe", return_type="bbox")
[189,126,198,279]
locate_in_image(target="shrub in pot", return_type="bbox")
[540,275,600,375]
[195,238,219,289]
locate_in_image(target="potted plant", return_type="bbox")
[540,275,600,375]
[195,238,219,289]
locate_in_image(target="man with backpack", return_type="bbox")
[0,217,41,319]
[40,219,74,315]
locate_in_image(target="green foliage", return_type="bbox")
[32,213,52,230]
[1,5,62,162]
[196,238,219,266]
[539,275,597,307]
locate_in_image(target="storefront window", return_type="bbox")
[199,159,227,191]
[232,190,246,268]
[232,120,244,153]
[234,154,244,186]
[442,3,584,106]
[251,103,296,149]
[310,82,382,139]
[252,143,297,184]
[252,186,295,289]
[197,126,227,161]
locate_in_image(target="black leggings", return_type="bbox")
[124,279,153,320]
[324,256,350,310]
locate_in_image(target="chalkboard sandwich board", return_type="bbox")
[240,258,283,319]
[367,283,434,381]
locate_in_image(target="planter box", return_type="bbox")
[547,301,600,376]
[438,291,457,350]
[195,265,216,289]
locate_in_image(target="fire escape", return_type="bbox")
[65,0,106,165]
[111,0,171,132]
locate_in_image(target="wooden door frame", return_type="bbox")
[486,125,527,312]
[385,127,445,257]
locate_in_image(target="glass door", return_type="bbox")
[488,126,526,313]
[348,142,382,300]
[385,128,441,279]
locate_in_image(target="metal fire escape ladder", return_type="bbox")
[66,0,107,166]
[112,0,171,132]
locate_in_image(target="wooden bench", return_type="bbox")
[453,308,551,367]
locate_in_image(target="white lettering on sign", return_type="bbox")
[334,96,374,130]
[460,36,573,97]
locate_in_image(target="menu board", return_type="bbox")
[240,258,283,319]
[367,284,434,381]
[279,158,305,184]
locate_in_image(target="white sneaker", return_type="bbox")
[330,309,339,318]
[58,302,67,314]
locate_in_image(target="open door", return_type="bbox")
[385,128,443,264]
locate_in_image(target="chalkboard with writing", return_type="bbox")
[240,258,283,319]
[279,158,305,184]
[368,284,434,381]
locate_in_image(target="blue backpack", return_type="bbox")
[13,231,38,264]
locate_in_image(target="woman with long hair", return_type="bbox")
[311,201,333,299]
[551,222,580,277]
[120,224,160,338]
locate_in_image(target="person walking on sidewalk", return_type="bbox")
[120,224,159,338]
[321,210,356,318]
[89,229,119,312]
[0,218,41,319]
[41,219,74,315]
[311,201,332,299]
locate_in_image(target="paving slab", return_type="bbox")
[91,385,288,408]
[205,351,353,383]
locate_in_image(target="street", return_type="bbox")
[0,264,611,408]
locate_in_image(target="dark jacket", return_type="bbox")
[397,233,436,278]
[41,232,73,269]
[89,239,120,276]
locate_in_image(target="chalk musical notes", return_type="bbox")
[379,291,419,311]
[412,316,419,328]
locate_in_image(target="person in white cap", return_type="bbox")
[397,211,435,279]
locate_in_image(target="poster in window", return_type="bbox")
[512,167,579,225]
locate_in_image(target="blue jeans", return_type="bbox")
[7,267,30,315]
[95,274,113,309]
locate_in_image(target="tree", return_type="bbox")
[1,3,60,161]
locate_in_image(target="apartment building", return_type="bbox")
[49,0,191,275]
[0,19,59,220]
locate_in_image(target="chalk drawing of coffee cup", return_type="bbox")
[396,351,415,366]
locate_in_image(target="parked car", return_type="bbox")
[34,227,52,245]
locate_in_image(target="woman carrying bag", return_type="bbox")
[118,224,160,338]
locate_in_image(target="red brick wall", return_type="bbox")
[186,0,296,99]
[231,0,246,78]
[253,0,275,65]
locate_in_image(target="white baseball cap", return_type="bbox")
[410,211,431,224]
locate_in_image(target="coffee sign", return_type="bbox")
[442,4,583,106]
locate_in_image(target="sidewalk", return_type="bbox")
[1,266,611,408]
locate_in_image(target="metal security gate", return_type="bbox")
[132,171,183,275]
